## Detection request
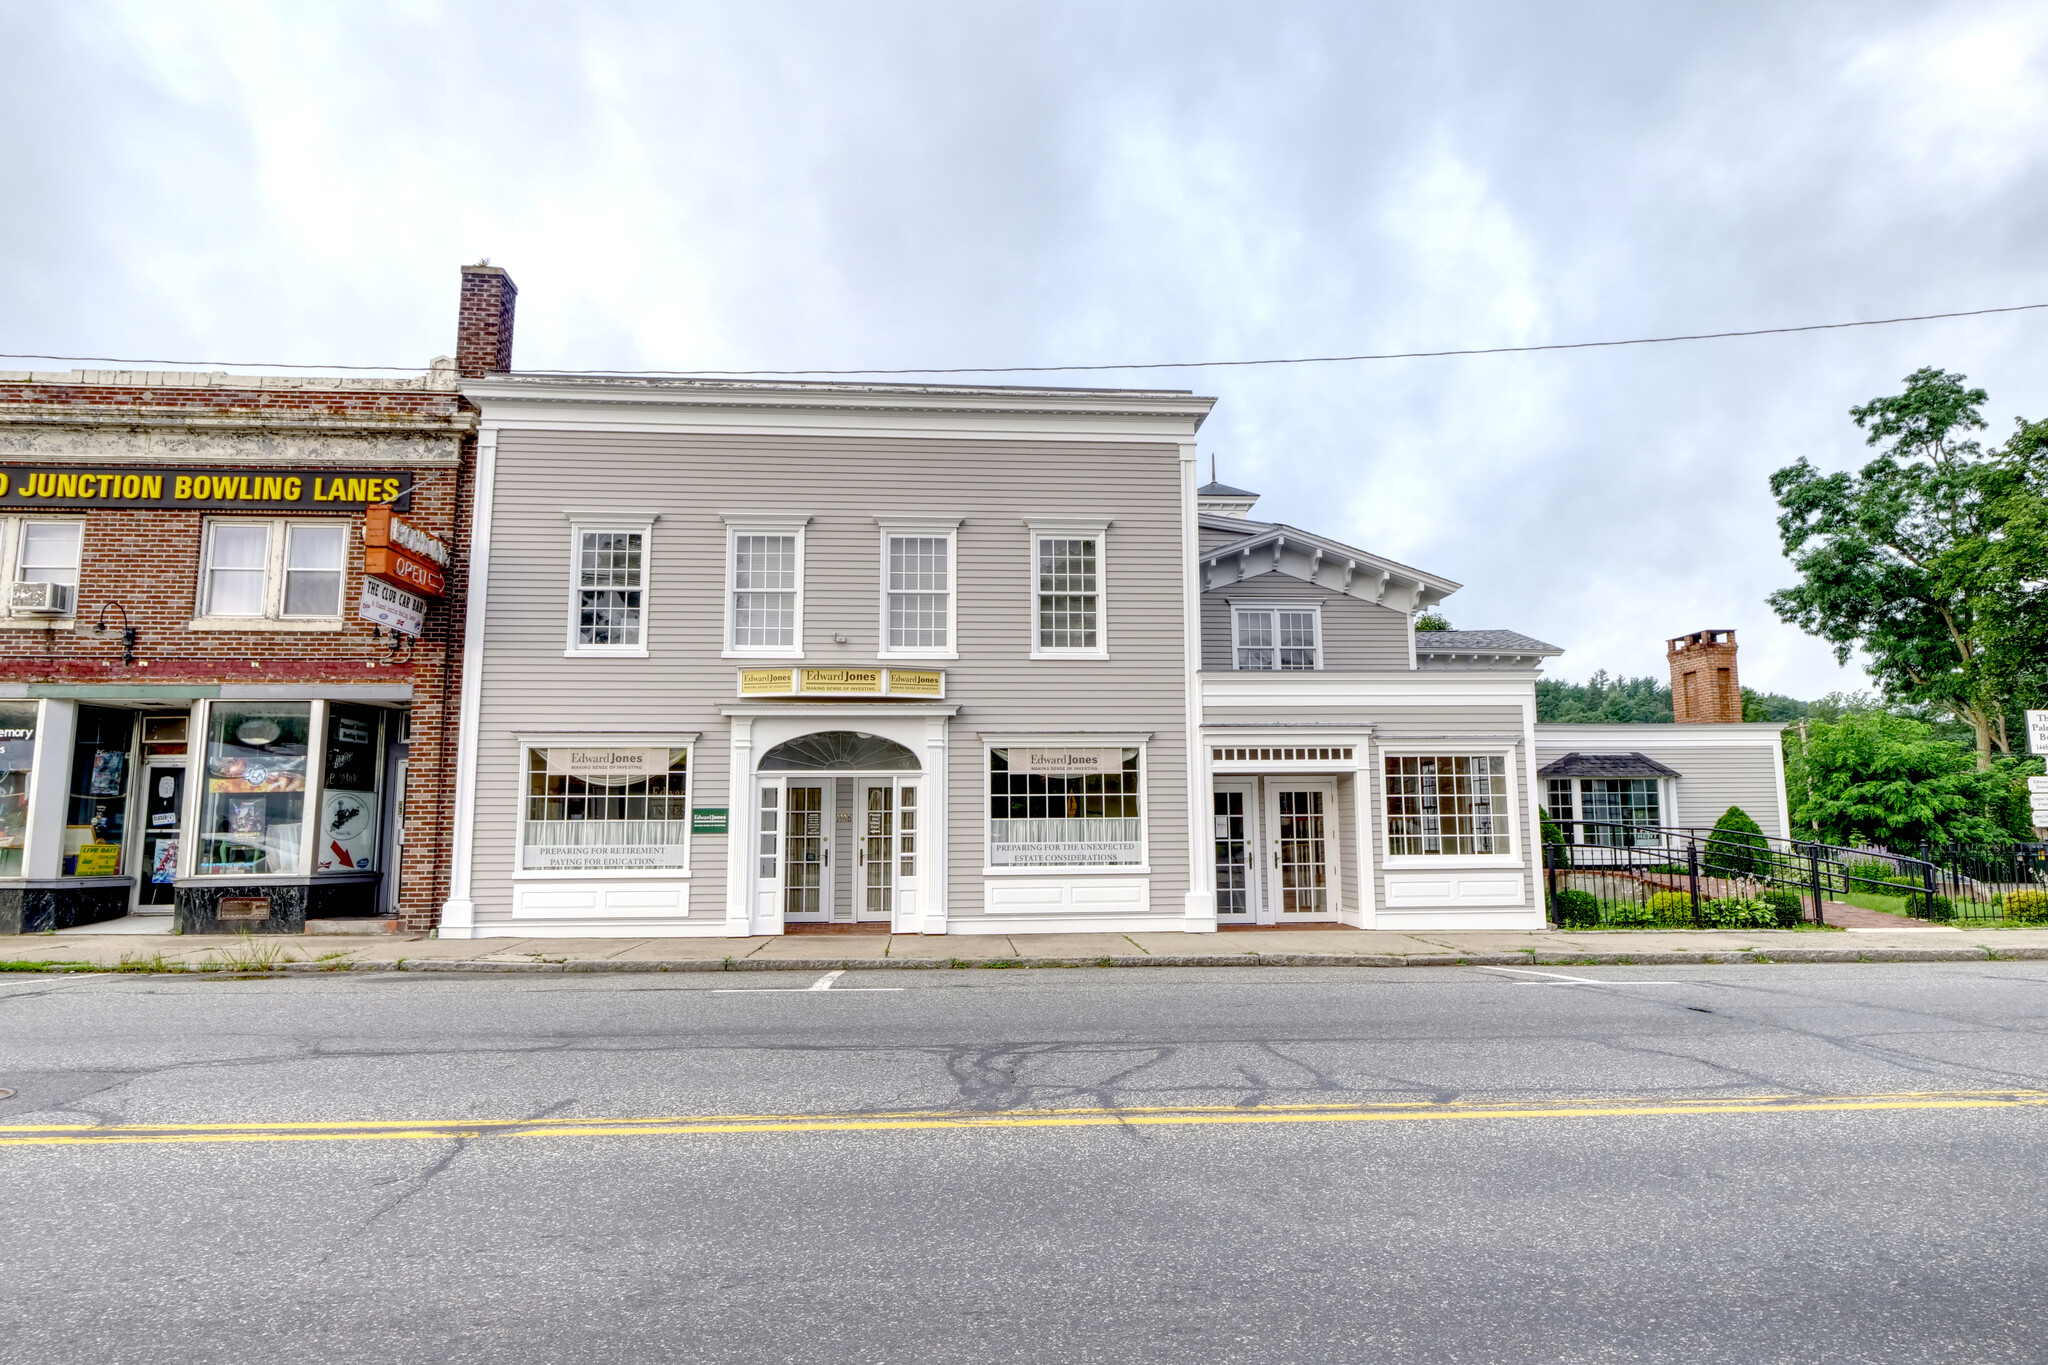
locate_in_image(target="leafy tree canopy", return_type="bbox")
[1784,710,2027,848]
[1770,367,2048,768]
[1536,671,1672,722]
[1413,610,1451,631]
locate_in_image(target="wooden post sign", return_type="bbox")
[363,504,448,599]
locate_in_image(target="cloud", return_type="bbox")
[3,0,2045,697]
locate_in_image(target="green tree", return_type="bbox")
[1413,610,1451,631]
[1535,671,1673,722]
[1787,710,2013,848]
[1770,368,2044,769]
[1702,805,1769,877]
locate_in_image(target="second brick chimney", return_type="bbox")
[1668,629,1742,723]
[456,264,517,377]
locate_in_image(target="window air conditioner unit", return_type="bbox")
[9,580,72,616]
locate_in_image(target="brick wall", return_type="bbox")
[1667,629,1742,724]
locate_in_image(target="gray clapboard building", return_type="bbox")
[438,377,1784,939]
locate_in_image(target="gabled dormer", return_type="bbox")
[1194,480,1558,673]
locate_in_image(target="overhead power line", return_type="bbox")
[3,301,2042,379]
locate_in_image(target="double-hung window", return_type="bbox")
[564,515,655,656]
[878,520,959,657]
[1233,605,1319,670]
[723,519,806,657]
[8,519,84,619]
[198,520,346,623]
[1028,519,1108,658]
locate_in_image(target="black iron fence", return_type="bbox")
[1542,823,2048,929]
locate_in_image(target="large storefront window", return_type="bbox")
[0,703,37,877]
[65,706,133,877]
[988,747,1142,867]
[522,746,689,871]
[198,704,310,875]
[316,705,384,873]
[1384,754,1510,856]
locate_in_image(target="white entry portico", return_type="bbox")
[723,705,955,936]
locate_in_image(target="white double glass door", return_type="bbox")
[758,777,919,927]
[1214,778,1339,923]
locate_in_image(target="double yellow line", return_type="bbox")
[3,1090,2044,1148]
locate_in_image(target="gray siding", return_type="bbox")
[471,429,1191,926]
[1534,728,1788,837]
[1200,578,1412,671]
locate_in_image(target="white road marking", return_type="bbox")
[1480,966,1682,987]
[712,969,904,993]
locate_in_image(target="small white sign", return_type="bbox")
[1016,747,1124,777]
[2028,776,2048,795]
[357,579,427,636]
[544,747,672,781]
[2030,710,2048,756]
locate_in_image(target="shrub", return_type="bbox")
[1550,888,1600,928]
[1644,890,1697,926]
[1701,896,1781,930]
[1606,901,1655,928]
[1842,858,1906,887]
[2001,889,2048,923]
[1540,810,1572,870]
[1702,806,1769,878]
[1761,888,1806,928]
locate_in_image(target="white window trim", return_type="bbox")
[1227,600,1323,672]
[511,733,698,880]
[1026,518,1110,661]
[876,518,961,661]
[189,518,347,631]
[563,513,657,659]
[980,736,1150,876]
[0,516,85,628]
[1378,744,1523,869]
[721,517,809,660]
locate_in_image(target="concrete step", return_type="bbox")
[303,918,404,935]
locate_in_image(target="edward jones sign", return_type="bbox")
[0,466,413,510]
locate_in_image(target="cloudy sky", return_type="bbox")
[5,1,2045,697]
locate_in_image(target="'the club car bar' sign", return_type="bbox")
[0,466,413,509]
[356,504,449,638]
[738,668,945,699]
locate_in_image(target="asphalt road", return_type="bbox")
[4,960,2048,1364]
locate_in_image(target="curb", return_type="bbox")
[8,944,2038,974]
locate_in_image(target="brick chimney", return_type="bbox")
[1667,629,1742,723]
[456,264,517,377]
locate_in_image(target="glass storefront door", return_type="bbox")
[135,764,185,909]
[854,779,919,924]
[1265,782,1337,918]
[781,782,831,921]
[1214,784,1256,920]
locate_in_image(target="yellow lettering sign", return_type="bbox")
[797,668,884,694]
[739,669,795,696]
[886,670,943,697]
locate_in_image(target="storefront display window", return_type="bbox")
[1384,754,1511,856]
[0,702,37,877]
[522,746,689,871]
[316,705,383,874]
[65,706,133,877]
[198,704,310,876]
[988,747,1142,867]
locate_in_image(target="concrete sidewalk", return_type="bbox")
[5,925,2047,972]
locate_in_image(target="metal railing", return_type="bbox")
[1540,822,2046,929]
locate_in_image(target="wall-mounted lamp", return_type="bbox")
[93,601,138,666]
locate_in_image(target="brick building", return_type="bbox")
[0,264,516,933]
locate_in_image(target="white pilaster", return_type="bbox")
[439,425,497,938]
[1179,441,1216,931]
